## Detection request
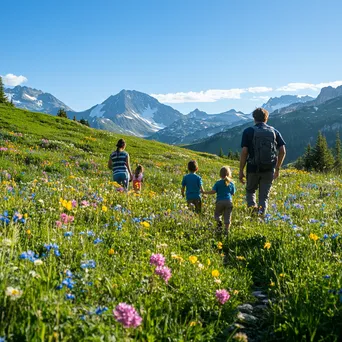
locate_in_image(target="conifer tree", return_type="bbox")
[0,76,8,104]
[312,132,334,172]
[303,143,313,171]
[234,151,240,161]
[219,147,224,158]
[73,115,77,121]
[80,118,86,125]
[227,150,233,159]
[57,108,68,118]
[334,131,342,174]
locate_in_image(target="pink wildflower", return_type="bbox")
[113,303,142,328]
[149,253,165,267]
[60,213,74,224]
[81,200,89,207]
[216,289,230,305]
[155,266,172,283]
[71,200,78,208]
[55,220,62,228]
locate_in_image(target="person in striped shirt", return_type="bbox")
[108,139,133,189]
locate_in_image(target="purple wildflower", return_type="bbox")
[149,253,165,267]
[113,303,142,328]
[216,289,230,305]
[155,266,172,283]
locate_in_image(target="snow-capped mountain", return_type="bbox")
[72,90,182,137]
[262,95,314,114]
[149,108,251,145]
[5,86,73,114]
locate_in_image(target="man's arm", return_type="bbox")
[274,145,286,180]
[239,147,248,184]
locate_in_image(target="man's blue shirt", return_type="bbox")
[241,123,286,173]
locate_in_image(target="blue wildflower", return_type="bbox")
[64,231,73,237]
[19,250,39,262]
[94,238,103,244]
[95,306,108,315]
[65,293,75,300]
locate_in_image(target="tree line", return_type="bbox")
[56,108,90,127]
[294,131,342,174]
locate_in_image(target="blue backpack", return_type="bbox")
[250,125,277,169]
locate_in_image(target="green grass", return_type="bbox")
[0,105,341,341]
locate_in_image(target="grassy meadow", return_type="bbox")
[0,105,341,341]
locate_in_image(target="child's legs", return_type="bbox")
[187,199,202,213]
[223,200,233,232]
[214,202,224,223]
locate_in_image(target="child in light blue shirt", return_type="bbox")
[203,166,236,234]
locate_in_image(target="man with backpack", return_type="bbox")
[239,107,286,214]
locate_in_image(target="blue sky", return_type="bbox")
[1,0,342,113]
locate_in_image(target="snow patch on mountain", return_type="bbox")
[89,104,105,118]
[23,94,37,101]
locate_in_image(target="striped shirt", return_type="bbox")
[110,151,129,176]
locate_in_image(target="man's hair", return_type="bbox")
[188,160,198,172]
[252,108,269,122]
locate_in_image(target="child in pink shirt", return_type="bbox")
[133,165,144,192]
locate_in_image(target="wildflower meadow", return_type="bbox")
[0,105,341,341]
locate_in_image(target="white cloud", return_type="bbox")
[151,86,271,103]
[151,88,246,103]
[277,80,342,92]
[247,86,273,93]
[250,95,270,102]
[1,73,28,86]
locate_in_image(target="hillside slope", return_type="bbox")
[0,105,341,341]
[187,96,342,162]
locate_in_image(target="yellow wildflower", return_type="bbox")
[26,229,31,235]
[206,259,211,266]
[190,321,197,327]
[217,242,223,249]
[108,248,115,255]
[236,256,246,261]
[233,290,239,295]
[212,269,220,278]
[102,205,108,212]
[309,233,319,241]
[264,242,271,250]
[270,281,275,287]
[140,221,150,228]
[189,255,198,264]
[279,273,285,278]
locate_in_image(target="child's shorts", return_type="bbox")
[214,200,233,224]
[187,198,202,213]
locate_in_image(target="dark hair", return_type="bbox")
[252,108,269,123]
[188,160,198,172]
[116,139,126,153]
[135,164,144,178]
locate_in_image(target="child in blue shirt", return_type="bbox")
[203,166,236,234]
[181,160,204,213]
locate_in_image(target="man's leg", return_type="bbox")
[246,172,259,208]
[258,171,274,213]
